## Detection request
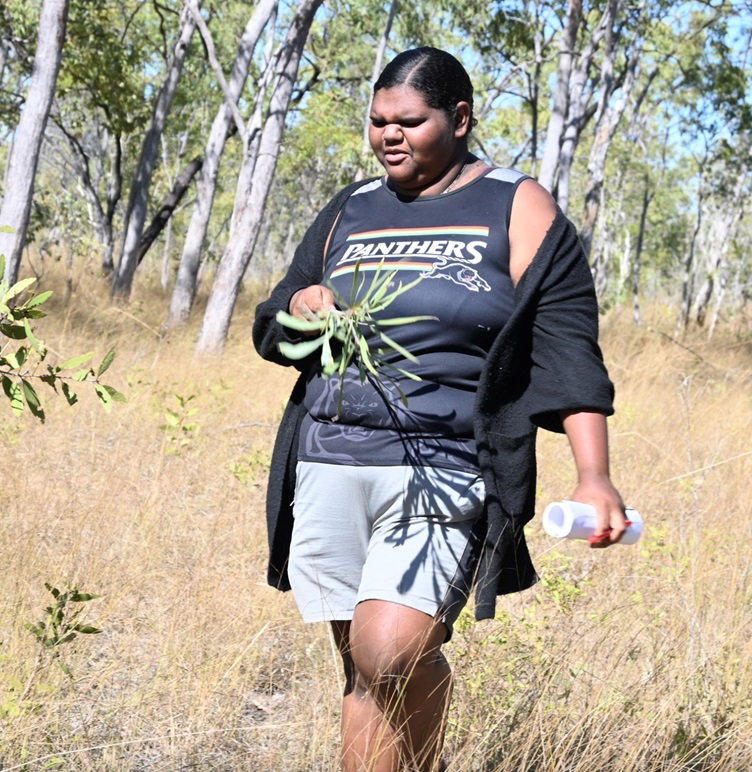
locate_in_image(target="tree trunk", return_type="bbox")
[537,0,581,194]
[0,0,69,285]
[195,0,323,355]
[676,187,705,336]
[111,2,197,300]
[632,177,653,326]
[136,155,203,265]
[555,5,610,215]
[55,118,123,275]
[357,0,398,178]
[165,0,277,329]
[580,2,640,261]
[693,169,748,329]
[230,12,278,230]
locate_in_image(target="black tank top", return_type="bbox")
[298,167,528,470]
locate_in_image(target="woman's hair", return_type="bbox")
[374,47,476,132]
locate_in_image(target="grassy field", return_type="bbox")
[1,268,751,771]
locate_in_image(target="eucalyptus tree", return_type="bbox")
[112,1,198,299]
[195,0,324,354]
[49,0,153,275]
[165,0,278,329]
[0,0,69,286]
[450,0,562,173]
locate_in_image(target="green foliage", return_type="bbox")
[276,263,435,415]
[25,583,102,678]
[0,244,125,421]
[58,0,153,135]
[230,448,271,488]
[158,391,200,454]
[25,583,102,653]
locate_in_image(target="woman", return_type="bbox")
[253,47,626,771]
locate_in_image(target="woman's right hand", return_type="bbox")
[289,285,336,326]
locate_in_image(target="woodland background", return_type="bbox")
[1,0,751,344]
[1,1,752,770]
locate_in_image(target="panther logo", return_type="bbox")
[423,261,491,292]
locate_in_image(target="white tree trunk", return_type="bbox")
[165,0,277,329]
[0,0,69,285]
[196,0,323,355]
[555,9,610,214]
[537,0,581,194]
[111,2,197,299]
[231,12,278,230]
[357,0,398,178]
[580,0,638,261]
[694,168,748,331]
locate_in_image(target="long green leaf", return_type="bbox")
[23,318,46,355]
[102,385,127,403]
[2,375,23,416]
[376,329,420,363]
[95,384,113,413]
[2,277,36,304]
[61,382,78,406]
[0,323,26,339]
[59,352,93,371]
[97,348,116,376]
[377,315,437,326]
[22,379,45,421]
[26,290,53,309]
[278,336,326,359]
[357,336,379,377]
[275,310,326,332]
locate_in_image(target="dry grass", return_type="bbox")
[1,266,751,770]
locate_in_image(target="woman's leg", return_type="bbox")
[332,599,451,771]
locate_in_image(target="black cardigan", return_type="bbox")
[252,178,614,621]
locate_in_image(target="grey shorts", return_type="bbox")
[288,462,486,635]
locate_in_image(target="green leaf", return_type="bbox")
[72,624,101,635]
[61,382,78,406]
[377,315,438,326]
[2,277,36,304]
[278,336,326,359]
[26,290,53,309]
[95,385,113,412]
[56,632,77,646]
[73,369,92,382]
[20,308,46,319]
[70,592,101,602]
[21,380,45,422]
[59,352,93,371]
[2,375,24,416]
[368,269,398,306]
[97,348,116,376]
[376,330,420,363]
[0,323,27,339]
[275,310,327,332]
[102,385,126,403]
[357,336,379,377]
[23,318,46,355]
[378,274,425,308]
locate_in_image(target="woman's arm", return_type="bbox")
[509,180,627,547]
[560,410,627,547]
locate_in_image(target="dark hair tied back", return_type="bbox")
[374,47,476,133]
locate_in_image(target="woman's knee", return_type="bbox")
[348,603,447,686]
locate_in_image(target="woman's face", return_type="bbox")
[368,84,469,197]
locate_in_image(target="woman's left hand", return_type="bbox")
[568,474,627,548]
[560,410,627,549]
